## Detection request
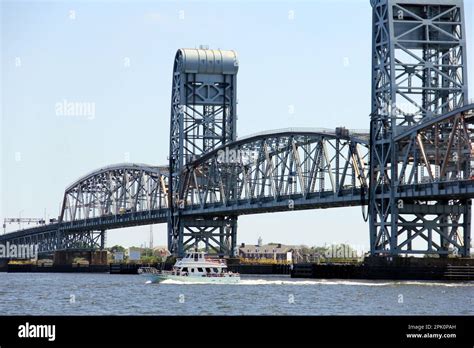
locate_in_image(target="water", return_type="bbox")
[0,273,473,315]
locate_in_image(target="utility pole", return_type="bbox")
[149,225,154,256]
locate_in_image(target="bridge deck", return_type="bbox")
[3,178,474,243]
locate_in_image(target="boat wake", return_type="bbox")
[156,278,474,287]
[239,279,391,286]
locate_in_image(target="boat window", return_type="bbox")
[197,268,203,272]
[191,268,195,272]
[194,254,199,261]
[182,267,188,272]
[205,268,211,273]
[213,268,219,273]
[199,254,203,259]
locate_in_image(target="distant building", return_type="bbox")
[113,252,124,262]
[238,239,293,262]
[128,248,141,261]
[127,246,171,261]
[153,246,171,259]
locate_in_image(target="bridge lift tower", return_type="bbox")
[168,48,239,256]
[369,0,471,256]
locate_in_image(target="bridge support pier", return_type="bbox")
[371,199,471,257]
[53,250,108,265]
[57,230,105,251]
[100,230,106,250]
[51,229,107,264]
[169,216,237,257]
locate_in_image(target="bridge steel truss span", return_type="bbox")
[370,0,471,256]
[0,128,372,255]
[179,130,370,216]
[8,164,170,254]
[60,163,169,223]
[168,48,239,256]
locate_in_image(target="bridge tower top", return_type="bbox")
[371,0,468,135]
[174,48,238,75]
[169,48,239,170]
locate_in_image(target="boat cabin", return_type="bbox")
[172,251,228,276]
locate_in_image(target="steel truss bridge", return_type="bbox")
[1,0,473,258]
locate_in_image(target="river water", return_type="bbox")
[0,273,473,315]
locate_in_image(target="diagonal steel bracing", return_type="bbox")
[168,48,239,256]
[370,0,471,257]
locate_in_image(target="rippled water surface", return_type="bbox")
[0,273,473,315]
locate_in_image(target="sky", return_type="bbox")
[1,0,473,251]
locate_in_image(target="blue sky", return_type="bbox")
[1,0,473,250]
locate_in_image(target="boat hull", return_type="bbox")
[142,273,240,284]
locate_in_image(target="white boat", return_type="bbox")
[138,251,240,284]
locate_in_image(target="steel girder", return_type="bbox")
[3,229,105,254]
[168,48,239,256]
[178,130,370,216]
[369,0,470,256]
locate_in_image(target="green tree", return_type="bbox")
[312,246,329,255]
[140,255,162,264]
[108,245,126,253]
